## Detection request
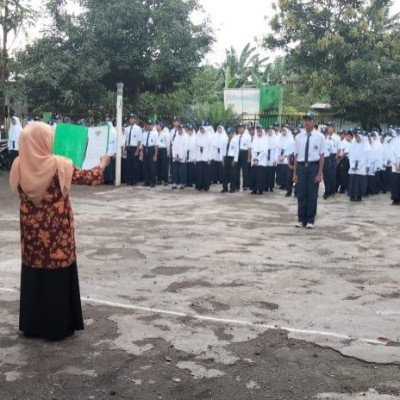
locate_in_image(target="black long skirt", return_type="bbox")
[19,263,84,340]
[265,166,276,190]
[348,174,367,198]
[391,172,400,202]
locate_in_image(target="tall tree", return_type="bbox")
[265,0,400,127]
[0,0,35,123]
[20,0,213,116]
[221,43,268,88]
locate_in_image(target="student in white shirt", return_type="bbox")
[250,127,268,195]
[124,113,142,185]
[293,112,325,229]
[336,130,352,194]
[236,123,251,190]
[380,128,396,193]
[186,124,197,187]
[265,126,279,192]
[8,116,22,166]
[211,124,227,184]
[348,129,370,202]
[324,121,341,199]
[156,120,170,186]
[366,131,382,196]
[195,125,212,191]
[221,127,238,193]
[322,126,332,199]
[276,125,294,191]
[171,126,188,189]
[390,128,400,205]
[169,117,182,180]
[141,120,159,188]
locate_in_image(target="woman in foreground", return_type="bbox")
[10,122,109,340]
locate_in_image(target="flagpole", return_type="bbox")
[115,82,124,186]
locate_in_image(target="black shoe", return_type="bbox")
[229,189,235,193]
[243,187,248,191]
[221,189,228,193]
[339,189,346,194]
[250,190,257,194]
[323,194,329,199]
[257,191,263,195]
[285,192,292,197]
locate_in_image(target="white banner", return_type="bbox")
[82,125,109,170]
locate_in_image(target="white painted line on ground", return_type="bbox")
[0,287,18,293]
[376,311,400,316]
[0,287,385,346]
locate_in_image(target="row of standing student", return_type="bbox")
[108,114,299,195]
[105,115,400,205]
[320,123,400,204]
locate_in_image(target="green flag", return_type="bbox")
[53,124,88,168]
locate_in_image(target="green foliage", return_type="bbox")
[136,66,224,118]
[265,0,400,127]
[221,43,268,88]
[137,84,192,117]
[188,65,224,104]
[183,102,240,127]
[19,0,213,116]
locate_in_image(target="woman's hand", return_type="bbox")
[99,155,111,171]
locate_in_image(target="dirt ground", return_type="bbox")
[1,169,400,400]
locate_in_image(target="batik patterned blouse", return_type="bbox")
[18,166,103,269]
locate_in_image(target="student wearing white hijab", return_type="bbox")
[276,125,294,191]
[250,126,268,195]
[8,116,23,165]
[211,124,227,184]
[336,130,353,194]
[366,131,382,195]
[380,128,396,193]
[265,126,279,192]
[348,129,370,202]
[195,125,212,191]
[390,128,400,205]
[171,125,188,189]
[186,124,197,187]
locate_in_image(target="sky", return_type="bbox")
[12,0,400,65]
[193,0,273,64]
